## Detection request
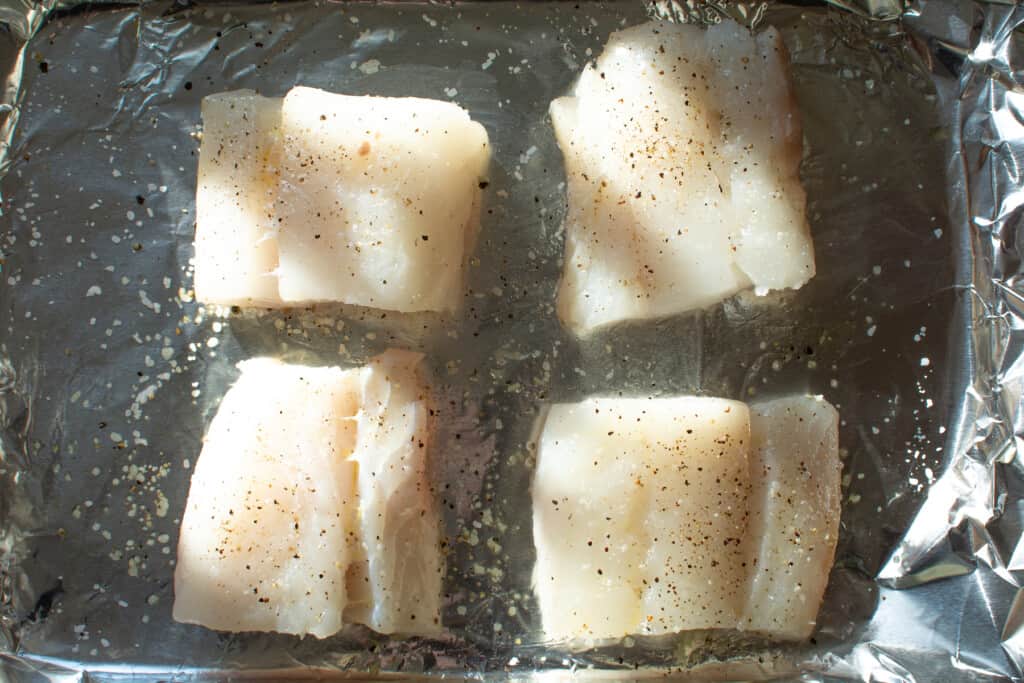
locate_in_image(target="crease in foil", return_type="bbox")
[0,0,1022,680]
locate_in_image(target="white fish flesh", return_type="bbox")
[193,91,282,307]
[172,358,358,637]
[741,396,841,640]
[531,394,840,642]
[532,397,752,639]
[342,351,442,635]
[192,87,490,313]
[551,20,815,335]
[275,87,490,312]
[173,350,441,638]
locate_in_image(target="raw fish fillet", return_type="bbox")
[173,351,441,638]
[193,91,283,306]
[531,394,840,642]
[343,351,442,635]
[172,359,358,637]
[276,87,490,312]
[531,397,752,639]
[551,20,814,335]
[192,87,490,312]
[741,396,841,640]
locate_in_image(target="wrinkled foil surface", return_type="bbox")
[0,0,1021,679]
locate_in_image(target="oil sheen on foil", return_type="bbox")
[0,0,1021,680]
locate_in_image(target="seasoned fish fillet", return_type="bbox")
[532,397,752,639]
[173,351,441,638]
[343,351,442,635]
[531,394,840,642]
[193,91,283,306]
[551,20,814,335]
[192,87,490,312]
[172,359,358,637]
[741,396,841,640]
[275,87,490,312]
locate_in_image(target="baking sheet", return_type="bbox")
[0,0,1020,679]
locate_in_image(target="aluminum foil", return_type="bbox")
[0,0,1020,680]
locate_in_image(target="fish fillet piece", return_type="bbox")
[193,91,283,306]
[532,397,752,640]
[551,20,814,335]
[193,87,490,312]
[531,394,841,642]
[342,350,442,635]
[274,87,491,312]
[173,351,442,638]
[741,396,840,640]
[172,359,359,638]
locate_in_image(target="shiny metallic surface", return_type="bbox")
[0,0,1019,679]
